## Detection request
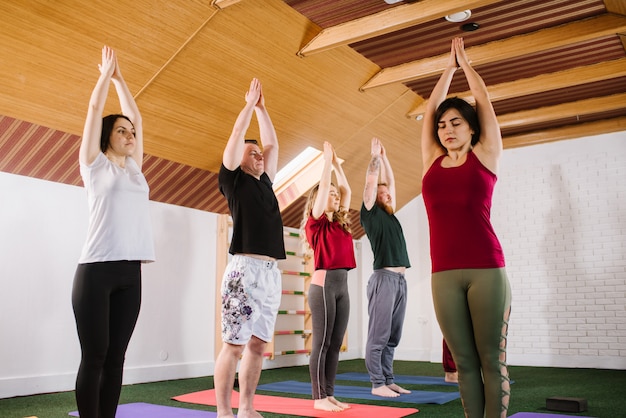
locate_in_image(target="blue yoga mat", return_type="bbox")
[69,402,217,417]
[256,380,460,405]
[336,371,459,386]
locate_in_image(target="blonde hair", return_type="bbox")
[299,183,351,256]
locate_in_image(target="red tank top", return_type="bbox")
[422,151,505,273]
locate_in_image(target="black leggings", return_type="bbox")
[72,261,142,418]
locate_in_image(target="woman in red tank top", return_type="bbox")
[420,38,512,418]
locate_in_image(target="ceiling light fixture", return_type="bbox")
[384,0,403,4]
[445,10,472,23]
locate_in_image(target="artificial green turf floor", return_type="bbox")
[2,359,624,417]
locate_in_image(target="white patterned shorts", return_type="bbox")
[221,254,282,344]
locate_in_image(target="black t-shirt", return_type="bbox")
[219,164,286,259]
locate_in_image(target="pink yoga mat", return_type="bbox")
[173,389,420,418]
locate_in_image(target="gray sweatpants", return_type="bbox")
[365,269,407,387]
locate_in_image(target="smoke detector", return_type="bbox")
[445,10,472,23]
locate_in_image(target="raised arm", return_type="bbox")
[222,78,261,170]
[379,142,396,212]
[80,46,115,166]
[254,83,279,181]
[455,38,502,172]
[110,53,144,168]
[420,40,458,177]
[332,147,351,211]
[363,137,382,211]
[311,141,334,220]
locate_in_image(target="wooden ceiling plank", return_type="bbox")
[297,0,499,57]
[363,13,626,90]
[408,58,626,117]
[497,93,626,129]
[503,116,626,148]
[135,8,220,99]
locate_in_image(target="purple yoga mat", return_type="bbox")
[69,402,218,417]
[509,413,594,418]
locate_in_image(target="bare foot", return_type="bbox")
[328,396,350,409]
[445,371,458,383]
[372,385,400,397]
[388,383,411,394]
[314,397,344,411]
[234,407,263,418]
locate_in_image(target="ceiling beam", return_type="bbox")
[297,0,499,57]
[362,13,626,91]
[211,0,242,8]
[503,116,626,148]
[408,58,626,117]
[497,93,626,130]
[604,0,626,15]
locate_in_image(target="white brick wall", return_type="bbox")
[492,132,626,369]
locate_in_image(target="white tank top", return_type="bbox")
[78,153,155,263]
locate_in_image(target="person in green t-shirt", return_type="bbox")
[360,137,411,397]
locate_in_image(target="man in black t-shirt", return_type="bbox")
[215,78,285,418]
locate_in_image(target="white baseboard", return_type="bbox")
[0,372,76,399]
[508,353,626,370]
[0,362,214,399]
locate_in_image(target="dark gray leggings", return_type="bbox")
[308,269,350,399]
[432,268,511,418]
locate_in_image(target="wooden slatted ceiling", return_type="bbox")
[0,114,366,239]
[284,0,395,28]
[2,0,626,240]
[406,37,626,99]
[0,114,228,215]
[286,0,626,145]
[0,116,82,186]
[350,0,607,67]
[495,77,626,116]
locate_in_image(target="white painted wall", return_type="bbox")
[0,173,217,398]
[359,131,626,370]
[0,171,363,399]
[1,131,624,399]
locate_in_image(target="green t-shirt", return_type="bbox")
[360,202,411,270]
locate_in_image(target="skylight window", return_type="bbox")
[273,146,321,190]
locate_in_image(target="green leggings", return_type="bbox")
[432,268,512,418]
